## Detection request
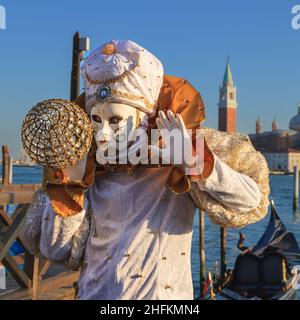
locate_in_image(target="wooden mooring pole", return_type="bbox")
[2,145,10,185]
[70,32,90,101]
[213,260,218,282]
[24,253,40,300]
[8,157,13,184]
[220,227,227,284]
[293,166,299,210]
[70,31,81,102]
[199,210,206,297]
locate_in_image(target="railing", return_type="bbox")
[0,184,79,300]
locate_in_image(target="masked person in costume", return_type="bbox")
[23,40,270,300]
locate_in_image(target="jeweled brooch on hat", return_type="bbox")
[97,85,112,102]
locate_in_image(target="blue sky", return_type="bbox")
[0,0,300,157]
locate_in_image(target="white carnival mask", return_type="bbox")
[90,102,148,165]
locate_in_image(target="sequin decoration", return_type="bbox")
[21,99,93,169]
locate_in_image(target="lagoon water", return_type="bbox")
[6,166,300,299]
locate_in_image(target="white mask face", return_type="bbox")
[90,102,146,164]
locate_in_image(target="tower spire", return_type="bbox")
[223,56,233,86]
[272,117,277,131]
[256,116,262,135]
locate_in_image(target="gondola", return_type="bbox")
[212,201,300,300]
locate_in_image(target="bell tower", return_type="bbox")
[218,57,237,133]
[256,116,262,135]
[272,117,277,131]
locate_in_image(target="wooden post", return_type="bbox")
[220,227,227,284]
[199,210,206,297]
[2,146,9,185]
[207,272,215,300]
[213,260,218,282]
[293,166,299,210]
[8,157,13,184]
[70,31,82,101]
[24,252,40,300]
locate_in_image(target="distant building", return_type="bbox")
[216,59,300,173]
[249,104,300,173]
[263,150,300,172]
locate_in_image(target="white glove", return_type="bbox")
[149,110,196,168]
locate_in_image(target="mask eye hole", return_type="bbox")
[91,114,102,123]
[109,116,123,125]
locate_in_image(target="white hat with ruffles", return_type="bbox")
[81,40,164,115]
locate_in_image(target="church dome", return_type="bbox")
[289,104,300,131]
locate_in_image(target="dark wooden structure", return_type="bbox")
[0,184,79,300]
[70,31,82,101]
[1,146,10,185]
[0,147,79,300]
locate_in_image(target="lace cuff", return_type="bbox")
[189,128,270,228]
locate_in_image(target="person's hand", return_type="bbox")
[149,110,196,168]
[63,155,87,182]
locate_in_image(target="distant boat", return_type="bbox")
[13,148,36,167]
